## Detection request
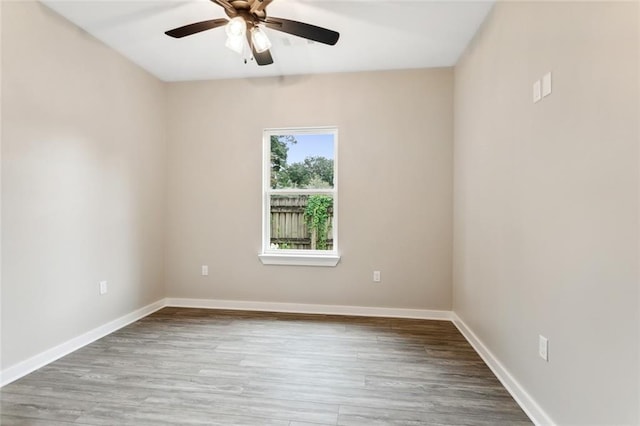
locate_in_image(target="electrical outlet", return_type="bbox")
[539,335,549,361]
[99,281,108,295]
[373,270,381,282]
[201,265,209,276]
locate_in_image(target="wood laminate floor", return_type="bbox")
[1,307,532,425]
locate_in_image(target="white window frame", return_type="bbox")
[259,127,340,267]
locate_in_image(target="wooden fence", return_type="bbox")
[270,195,333,250]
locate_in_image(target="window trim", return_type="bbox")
[260,126,340,267]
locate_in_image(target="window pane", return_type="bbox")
[270,133,334,189]
[270,194,334,251]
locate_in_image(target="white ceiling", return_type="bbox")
[41,0,494,82]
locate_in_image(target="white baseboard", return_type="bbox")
[0,299,165,387]
[451,313,555,426]
[164,297,453,320]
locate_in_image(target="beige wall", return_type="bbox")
[453,2,639,424]
[1,2,167,369]
[165,69,453,309]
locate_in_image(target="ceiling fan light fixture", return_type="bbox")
[164,1,340,66]
[225,16,246,38]
[225,35,245,54]
[251,26,272,53]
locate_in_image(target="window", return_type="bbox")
[259,127,339,266]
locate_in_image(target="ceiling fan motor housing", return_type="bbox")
[225,0,270,20]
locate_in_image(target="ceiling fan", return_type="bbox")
[165,0,340,66]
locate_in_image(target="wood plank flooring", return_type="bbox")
[1,307,532,425]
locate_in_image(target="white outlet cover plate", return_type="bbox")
[99,281,108,295]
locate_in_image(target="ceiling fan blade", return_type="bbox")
[264,17,339,46]
[165,18,228,38]
[210,0,237,16]
[246,32,274,66]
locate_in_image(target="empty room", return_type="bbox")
[1,0,638,425]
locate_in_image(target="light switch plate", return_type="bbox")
[542,72,552,97]
[539,335,549,361]
[533,80,542,103]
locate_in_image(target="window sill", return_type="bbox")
[258,253,341,267]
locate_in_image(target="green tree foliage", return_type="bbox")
[302,156,333,187]
[285,162,311,187]
[284,157,334,188]
[270,135,296,188]
[275,156,334,189]
[307,175,332,189]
